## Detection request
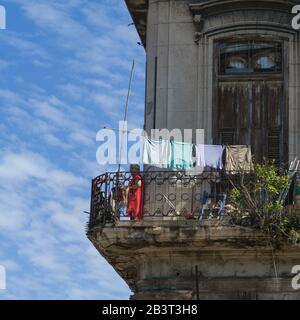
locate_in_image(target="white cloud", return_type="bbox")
[0,147,130,299]
[0,260,20,272]
[0,31,50,60]
[0,58,11,70]
[0,150,87,188]
[82,78,112,89]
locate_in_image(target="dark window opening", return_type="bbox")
[219,41,282,75]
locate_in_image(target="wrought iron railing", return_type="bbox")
[88,168,300,228]
[88,170,266,228]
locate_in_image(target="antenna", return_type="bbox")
[115,60,135,222]
[118,60,135,173]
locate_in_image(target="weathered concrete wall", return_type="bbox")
[145,0,198,135]
[144,0,300,161]
[88,220,300,300]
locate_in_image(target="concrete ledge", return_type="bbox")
[88,221,300,299]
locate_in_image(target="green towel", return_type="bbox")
[169,141,193,170]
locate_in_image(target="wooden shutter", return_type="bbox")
[267,128,281,164]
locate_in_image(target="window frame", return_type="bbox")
[218,40,283,76]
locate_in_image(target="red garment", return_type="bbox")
[126,173,144,220]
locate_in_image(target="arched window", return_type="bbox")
[219,40,282,75]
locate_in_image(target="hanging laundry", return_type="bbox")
[225,145,254,173]
[169,140,193,170]
[195,144,205,168]
[195,144,224,169]
[143,138,170,168]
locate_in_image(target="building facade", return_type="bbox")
[130,0,299,165]
[87,0,300,300]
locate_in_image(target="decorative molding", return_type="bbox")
[189,0,297,13]
[193,14,204,44]
[189,0,295,41]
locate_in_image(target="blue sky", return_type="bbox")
[0,0,145,299]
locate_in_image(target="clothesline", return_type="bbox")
[103,127,242,146]
[143,138,254,172]
[103,127,254,172]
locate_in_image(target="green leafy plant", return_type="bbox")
[228,160,300,247]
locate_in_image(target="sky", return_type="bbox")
[0,0,145,299]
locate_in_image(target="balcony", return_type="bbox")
[88,169,297,229]
[87,168,300,299]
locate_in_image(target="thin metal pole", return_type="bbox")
[153,57,157,129]
[115,60,135,222]
[118,60,135,173]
